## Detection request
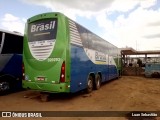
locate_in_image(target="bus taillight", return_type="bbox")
[60,62,65,83]
[22,63,25,80]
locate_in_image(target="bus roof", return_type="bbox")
[0,29,23,36]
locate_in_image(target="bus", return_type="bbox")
[0,29,23,95]
[22,12,121,95]
[145,62,160,78]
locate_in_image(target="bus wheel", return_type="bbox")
[86,76,93,93]
[0,80,10,95]
[94,74,101,90]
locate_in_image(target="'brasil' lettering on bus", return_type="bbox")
[31,21,56,32]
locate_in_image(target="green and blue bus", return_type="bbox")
[22,12,121,94]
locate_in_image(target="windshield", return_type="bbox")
[1,33,23,54]
[28,18,58,42]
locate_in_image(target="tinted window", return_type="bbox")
[1,33,23,54]
[28,18,58,42]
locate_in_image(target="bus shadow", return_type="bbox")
[23,90,89,102]
[23,78,120,102]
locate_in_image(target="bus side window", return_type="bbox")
[1,33,23,54]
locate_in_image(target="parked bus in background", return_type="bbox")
[0,29,23,95]
[145,62,160,78]
[22,12,121,96]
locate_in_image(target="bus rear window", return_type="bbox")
[28,18,58,42]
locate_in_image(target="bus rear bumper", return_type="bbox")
[22,81,70,93]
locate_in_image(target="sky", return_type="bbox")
[0,0,160,51]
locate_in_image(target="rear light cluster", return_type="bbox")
[22,63,25,80]
[60,61,65,83]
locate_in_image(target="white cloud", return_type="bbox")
[93,0,160,50]
[139,0,157,8]
[109,0,138,12]
[20,0,159,50]
[101,6,160,51]
[21,0,113,20]
[2,14,19,21]
[1,13,26,34]
[109,0,156,12]
[22,0,112,12]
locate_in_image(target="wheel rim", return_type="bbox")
[96,79,100,87]
[0,82,10,91]
[88,79,93,91]
[95,75,101,89]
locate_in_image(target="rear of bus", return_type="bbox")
[22,13,70,93]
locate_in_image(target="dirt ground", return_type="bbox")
[0,76,160,120]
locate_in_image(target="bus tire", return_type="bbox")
[0,80,11,95]
[86,75,93,93]
[94,74,101,90]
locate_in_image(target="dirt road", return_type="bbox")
[0,76,160,120]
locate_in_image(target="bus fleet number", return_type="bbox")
[47,58,60,62]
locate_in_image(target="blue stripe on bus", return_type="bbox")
[1,54,22,78]
[70,45,118,93]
